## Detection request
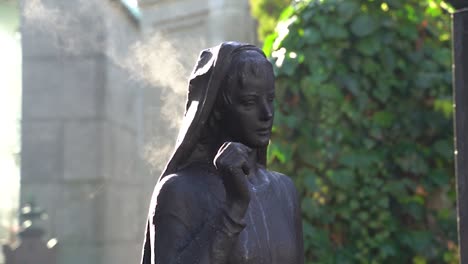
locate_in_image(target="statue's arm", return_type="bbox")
[148,176,245,264]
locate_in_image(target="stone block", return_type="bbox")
[22,58,62,119]
[61,57,105,119]
[100,122,144,184]
[208,9,256,44]
[139,180,155,222]
[104,62,138,129]
[112,127,138,183]
[21,0,106,58]
[22,57,103,119]
[55,183,103,242]
[20,19,64,58]
[57,242,102,264]
[103,2,140,56]
[209,0,250,9]
[102,242,142,264]
[21,121,63,182]
[139,0,209,28]
[100,122,114,182]
[63,121,101,181]
[98,184,141,242]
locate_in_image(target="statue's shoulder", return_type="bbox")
[154,173,193,197]
[262,168,298,199]
[147,170,217,224]
[263,169,300,211]
[153,164,221,201]
[266,169,296,189]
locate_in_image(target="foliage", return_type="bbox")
[265,0,457,263]
[249,0,291,41]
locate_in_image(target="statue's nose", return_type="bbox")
[259,101,273,121]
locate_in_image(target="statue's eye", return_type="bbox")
[240,96,257,107]
[241,99,256,107]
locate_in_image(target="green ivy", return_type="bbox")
[249,0,291,41]
[265,0,457,263]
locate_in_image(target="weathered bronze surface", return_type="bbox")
[141,42,304,264]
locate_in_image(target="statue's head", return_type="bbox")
[161,42,274,176]
[214,49,275,148]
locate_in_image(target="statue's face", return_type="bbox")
[222,70,275,148]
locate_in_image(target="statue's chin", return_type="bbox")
[244,138,270,149]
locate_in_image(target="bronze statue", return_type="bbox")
[141,42,304,264]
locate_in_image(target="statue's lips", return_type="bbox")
[256,128,271,136]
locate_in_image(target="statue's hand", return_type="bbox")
[214,142,251,218]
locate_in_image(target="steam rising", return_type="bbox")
[123,34,189,128]
[144,137,174,172]
[23,0,73,51]
[23,0,107,54]
[23,0,61,26]
[124,35,199,172]
[22,0,205,173]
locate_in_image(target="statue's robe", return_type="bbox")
[142,163,304,264]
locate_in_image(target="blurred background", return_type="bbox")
[0,0,460,263]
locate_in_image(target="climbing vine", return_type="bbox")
[266,0,457,263]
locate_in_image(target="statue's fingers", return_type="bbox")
[238,143,253,155]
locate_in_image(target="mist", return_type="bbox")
[21,0,206,172]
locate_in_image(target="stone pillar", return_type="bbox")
[20,1,148,263]
[21,1,105,262]
[207,0,257,45]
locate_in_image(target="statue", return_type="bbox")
[141,42,304,264]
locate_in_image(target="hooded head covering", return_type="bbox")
[160,41,270,179]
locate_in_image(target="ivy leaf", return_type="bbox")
[350,14,379,37]
[278,5,295,21]
[301,169,320,192]
[280,57,298,76]
[356,36,381,56]
[372,111,395,128]
[304,28,322,44]
[400,231,433,252]
[328,169,355,189]
[263,33,277,57]
[337,1,359,22]
[433,139,453,160]
[429,169,449,187]
[322,23,348,40]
